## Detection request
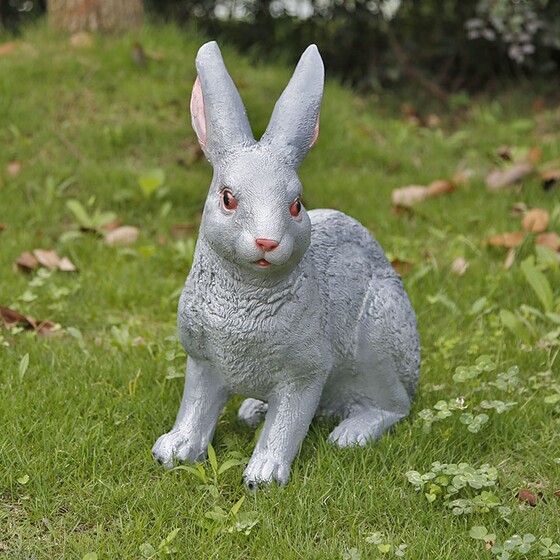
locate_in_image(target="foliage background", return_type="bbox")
[2,0,560,93]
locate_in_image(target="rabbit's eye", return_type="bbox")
[290,197,302,218]
[221,189,238,211]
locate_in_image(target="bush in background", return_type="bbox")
[3,0,560,94]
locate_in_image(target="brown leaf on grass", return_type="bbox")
[451,257,469,276]
[98,219,122,232]
[0,305,56,336]
[170,223,197,237]
[527,146,542,166]
[15,249,76,272]
[392,180,454,208]
[537,232,560,251]
[0,305,34,330]
[554,489,560,498]
[541,168,560,191]
[496,146,540,165]
[486,163,533,190]
[0,41,16,56]
[6,161,22,176]
[451,171,471,188]
[518,488,537,507]
[70,31,93,48]
[104,225,140,246]
[522,208,549,233]
[486,232,524,248]
[391,185,428,208]
[15,251,39,271]
[391,259,413,276]
[427,179,455,196]
[0,224,6,233]
[33,249,63,271]
[58,257,78,271]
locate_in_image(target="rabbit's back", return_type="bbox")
[307,209,420,415]
[307,208,399,344]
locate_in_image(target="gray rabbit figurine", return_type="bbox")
[152,42,421,488]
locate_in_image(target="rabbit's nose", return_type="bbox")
[255,238,279,252]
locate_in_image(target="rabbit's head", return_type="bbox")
[190,42,324,279]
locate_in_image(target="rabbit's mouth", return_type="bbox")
[255,258,271,268]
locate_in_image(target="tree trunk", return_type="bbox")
[48,0,143,33]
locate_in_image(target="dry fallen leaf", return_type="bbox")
[392,179,454,208]
[0,305,56,336]
[105,225,140,246]
[6,161,22,177]
[98,219,122,232]
[486,163,533,190]
[486,232,524,248]
[536,232,560,251]
[70,31,93,48]
[451,257,469,276]
[0,224,6,233]
[427,179,455,196]
[451,171,471,188]
[390,259,413,276]
[518,488,537,507]
[34,249,64,271]
[541,168,560,191]
[15,251,39,272]
[391,185,428,208]
[527,146,542,166]
[15,249,76,273]
[0,305,33,329]
[522,208,549,233]
[0,41,16,56]
[58,257,78,272]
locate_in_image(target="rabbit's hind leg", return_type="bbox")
[238,398,268,429]
[328,407,403,447]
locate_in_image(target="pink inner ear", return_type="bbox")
[310,111,320,148]
[190,76,207,147]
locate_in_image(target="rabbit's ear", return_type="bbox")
[190,41,255,163]
[260,45,324,167]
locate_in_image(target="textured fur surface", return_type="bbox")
[152,42,420,487]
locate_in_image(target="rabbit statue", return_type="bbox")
[152,41,421,488]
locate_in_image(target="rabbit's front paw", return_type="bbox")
[243,454,291,490]
[151,430,206,470]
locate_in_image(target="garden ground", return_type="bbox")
[1,23,559,559]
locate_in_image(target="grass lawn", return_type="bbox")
[1,22,560,560]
